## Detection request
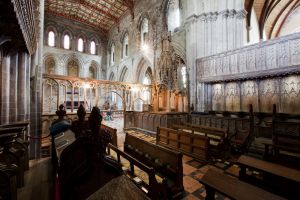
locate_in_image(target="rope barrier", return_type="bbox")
[26,133,51,140]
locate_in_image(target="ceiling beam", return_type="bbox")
[274,0,299,38]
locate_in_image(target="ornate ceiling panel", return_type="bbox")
[45,0,132,33]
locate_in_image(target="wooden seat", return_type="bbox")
[237,155,300,199]
[199,169,286,200]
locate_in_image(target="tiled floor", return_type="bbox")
[103,117,241,200]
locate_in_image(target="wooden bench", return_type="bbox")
[100,124,117,147]
[124,133,183,198]
[172,123,227,155]
[199,169,286,200]
[237,155,300,199]
[157,127,209,161]
[263,106,300,162]
[107,144,168,200]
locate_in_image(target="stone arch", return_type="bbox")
[137,13,151,31]
[67,58,80,77]
[44,25,58,47]
[89,36,100,55]
[135,57,152,83]
[119,66,128,82]
[109,72,115,81]
[44,56,56,74]
[61,28,74,49]
[60,54,84,76]
[171,41,187,64]
[89,61,99,79]
[120,30,129,43]
[75,33,88,52]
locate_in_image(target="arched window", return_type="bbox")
[111,44,115,65]
[78,38,84,52]
[90,41,96,54]
[64,34,70,49]
[167,0,181,32]
[48,31,55,47]
[122,34,129,58]
[141,18,149,47]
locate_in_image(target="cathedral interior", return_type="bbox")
[1,0,300,199]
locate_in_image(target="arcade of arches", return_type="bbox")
[1,0,300,200]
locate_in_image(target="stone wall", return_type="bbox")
[43,16,106,80]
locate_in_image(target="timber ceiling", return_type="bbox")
[45,0,134,33]
[245,0,300,39]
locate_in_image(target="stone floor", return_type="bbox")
[103,117,240,200]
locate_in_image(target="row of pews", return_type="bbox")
[0,121,30,200]
[200,155,300,200]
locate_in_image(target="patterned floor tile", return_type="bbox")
[183,163,197,175]
[191,187,205,198]
[183,176,203,193]
[186,160,205,168]
[190,170,205,180]
[182,194,200,200]
[183,155,194,163]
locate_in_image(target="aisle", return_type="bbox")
[17,158,53,200]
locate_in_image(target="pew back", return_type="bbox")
[157,127,209,161]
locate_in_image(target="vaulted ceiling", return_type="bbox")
[45,0,134,33]
[245,0,300,40]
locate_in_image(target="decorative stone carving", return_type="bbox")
[196,33,300,82]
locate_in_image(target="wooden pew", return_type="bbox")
[0,129,25,188]
[199,169,286,200]
[172,123,227,156]
[0,163,18,200]
[124,133,183,198]
[0,121,30,170]
[101,124,117,147]
[108,144,168,200]
[237,155,300,199]
[157,127,209,161]
[263,105,300,162]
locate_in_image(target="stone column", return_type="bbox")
[0,55,10,124]
[9,53,18,122]
[17,52,27,121]
[30,0,44,159]
[185,16,197,111]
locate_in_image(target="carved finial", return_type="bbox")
[56,104,66,120]
[77,104,86,122]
